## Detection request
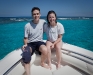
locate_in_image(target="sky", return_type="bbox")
[0,0,93,17]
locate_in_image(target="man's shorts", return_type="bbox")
[27,41,46,55]
[22,41,46,63]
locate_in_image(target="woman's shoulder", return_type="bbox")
[57,22,63,26]
[57,22,64,28]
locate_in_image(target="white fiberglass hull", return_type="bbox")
[0,42,93,75]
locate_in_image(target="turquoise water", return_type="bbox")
[0,18,93,60]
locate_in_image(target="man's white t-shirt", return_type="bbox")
[44,22,65,42]
[24,19,46,43]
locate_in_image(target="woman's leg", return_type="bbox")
[46,41,53,69]
[54,41,62,69]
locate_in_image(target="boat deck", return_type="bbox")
[7,52,84,75]
[0,42,93,75]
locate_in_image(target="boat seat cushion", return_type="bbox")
[53,65,82,75]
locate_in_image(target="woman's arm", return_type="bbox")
[53,34,62,45]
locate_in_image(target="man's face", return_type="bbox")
[32,10,41,21]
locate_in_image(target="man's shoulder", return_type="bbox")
[25,22,31,27]
[39,19,46,23]
[25,22,31,26]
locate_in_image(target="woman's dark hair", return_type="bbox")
[31,7,40,13]
[47,10,57,27]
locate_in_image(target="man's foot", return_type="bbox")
[56,64,61,69]
[41,63,50,69]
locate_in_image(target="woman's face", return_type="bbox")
[48,13,56,25]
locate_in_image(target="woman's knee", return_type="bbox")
[55,44,61,51]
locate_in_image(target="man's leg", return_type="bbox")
[24,63,30,75]
[22,46,33,75]
[39,44,49,69]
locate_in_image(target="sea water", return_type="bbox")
[0,17,93,60]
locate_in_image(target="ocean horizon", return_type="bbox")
[0,17,93,60]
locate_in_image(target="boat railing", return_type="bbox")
[61,48,93,65]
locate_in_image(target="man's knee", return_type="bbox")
[40,45,47,55]
[22,46,32,63]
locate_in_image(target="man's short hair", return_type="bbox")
[31,7,40,13]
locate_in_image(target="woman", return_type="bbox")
[44,10,65,69]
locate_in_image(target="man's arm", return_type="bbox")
[43,20,47,33]
[22,37,28,50]
[24,24,28,46]
[24,37,28,45]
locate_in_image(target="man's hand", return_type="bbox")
[22,44,27,50]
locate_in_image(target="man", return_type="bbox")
[22,7,49,75]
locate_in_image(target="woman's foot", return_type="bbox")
[56,64,61,69]
[48,64,52,70]
[41,63,50,69]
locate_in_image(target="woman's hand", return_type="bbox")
[50,43,54,49]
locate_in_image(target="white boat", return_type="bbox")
[0,40,93,75]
